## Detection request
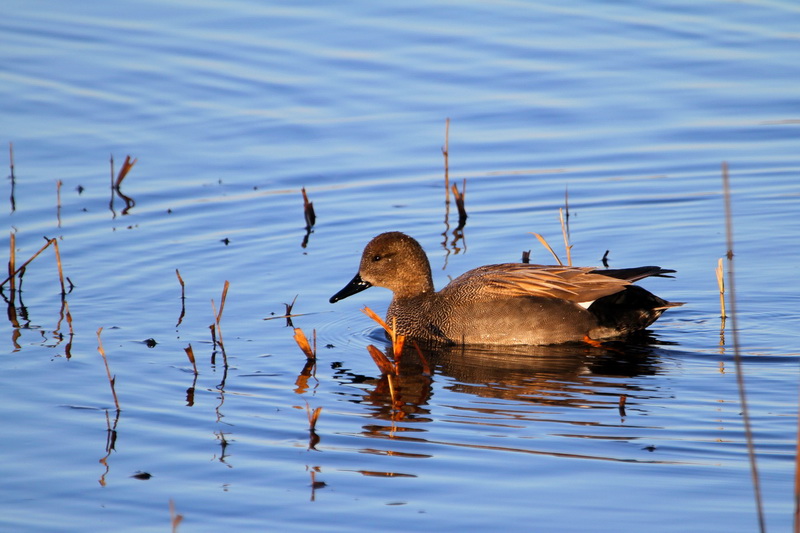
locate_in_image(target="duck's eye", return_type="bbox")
[372,255,382,262]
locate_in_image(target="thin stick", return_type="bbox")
[443,118,450,204]
[529,232,563,265]
[8,231,15,294]
[52,238,66,297]
[175,269,186,327]
[211,280,230,350]
[559,207,572,266]
[722,162,765,533]
[715,258,726,318]
[9,142,16,212]
[56,179,62,227]
[97,327,121,411]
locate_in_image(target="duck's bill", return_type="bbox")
[329,273,372,303]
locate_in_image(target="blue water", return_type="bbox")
[1,0,799,531]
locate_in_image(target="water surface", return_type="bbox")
[1,0,799,531]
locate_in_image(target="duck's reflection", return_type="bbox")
[334,335,675,444]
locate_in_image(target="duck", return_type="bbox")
[330,231,682,345]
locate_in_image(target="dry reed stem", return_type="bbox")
[169,499,184,533]
[175,269,186,327]
[529,232,563,265]
[451,179,468,225]
[715,257,726,318]
[559,208,572,266]
[175,269,185,294]
[1,237,66,293]
[96,327,121,411]
[8,232,15,294]
[211,280,230,350]
[184,344,197,375]
[56,179,62,227]
[442,118,450,204]
[302,187,316,229]
[722,162,765,532]
[306,401,322,429]
[366,345,396,375]
[114,155,137,189]
[52,238,66,296]
[362,306,391,334]
[293,327,316,360]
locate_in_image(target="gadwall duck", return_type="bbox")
[330,232,682,345]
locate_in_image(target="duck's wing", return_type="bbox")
[446,263,630,304]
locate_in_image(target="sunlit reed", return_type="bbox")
[96,327,120,412]
[293,327,316,360]
[184,344,197,375]
[529,232,563,265]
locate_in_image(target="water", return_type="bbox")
[1,0,799,531]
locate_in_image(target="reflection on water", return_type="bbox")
[333,336,678,463]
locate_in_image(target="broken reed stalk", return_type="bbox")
[451,179,468,226]
[306,401,322,429]
[715,258,726,318]
[362,306,405,374]
[9,142,16,212]
[0,237,64,290]
[293,327,316,360]
[175,269,185,298]
[301,187,316,229]
[114,155,137,190]
[722,162,765,533]
[8,232,15,294]
[184,344,197,375]
[175,269,186,327]
[559,207,572,266]
[169,499,184,533]
[443,117,450,204]
[529,232,563,265]
[211,280,230,351]
[96,327,121,411]
[52,238,66,296]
